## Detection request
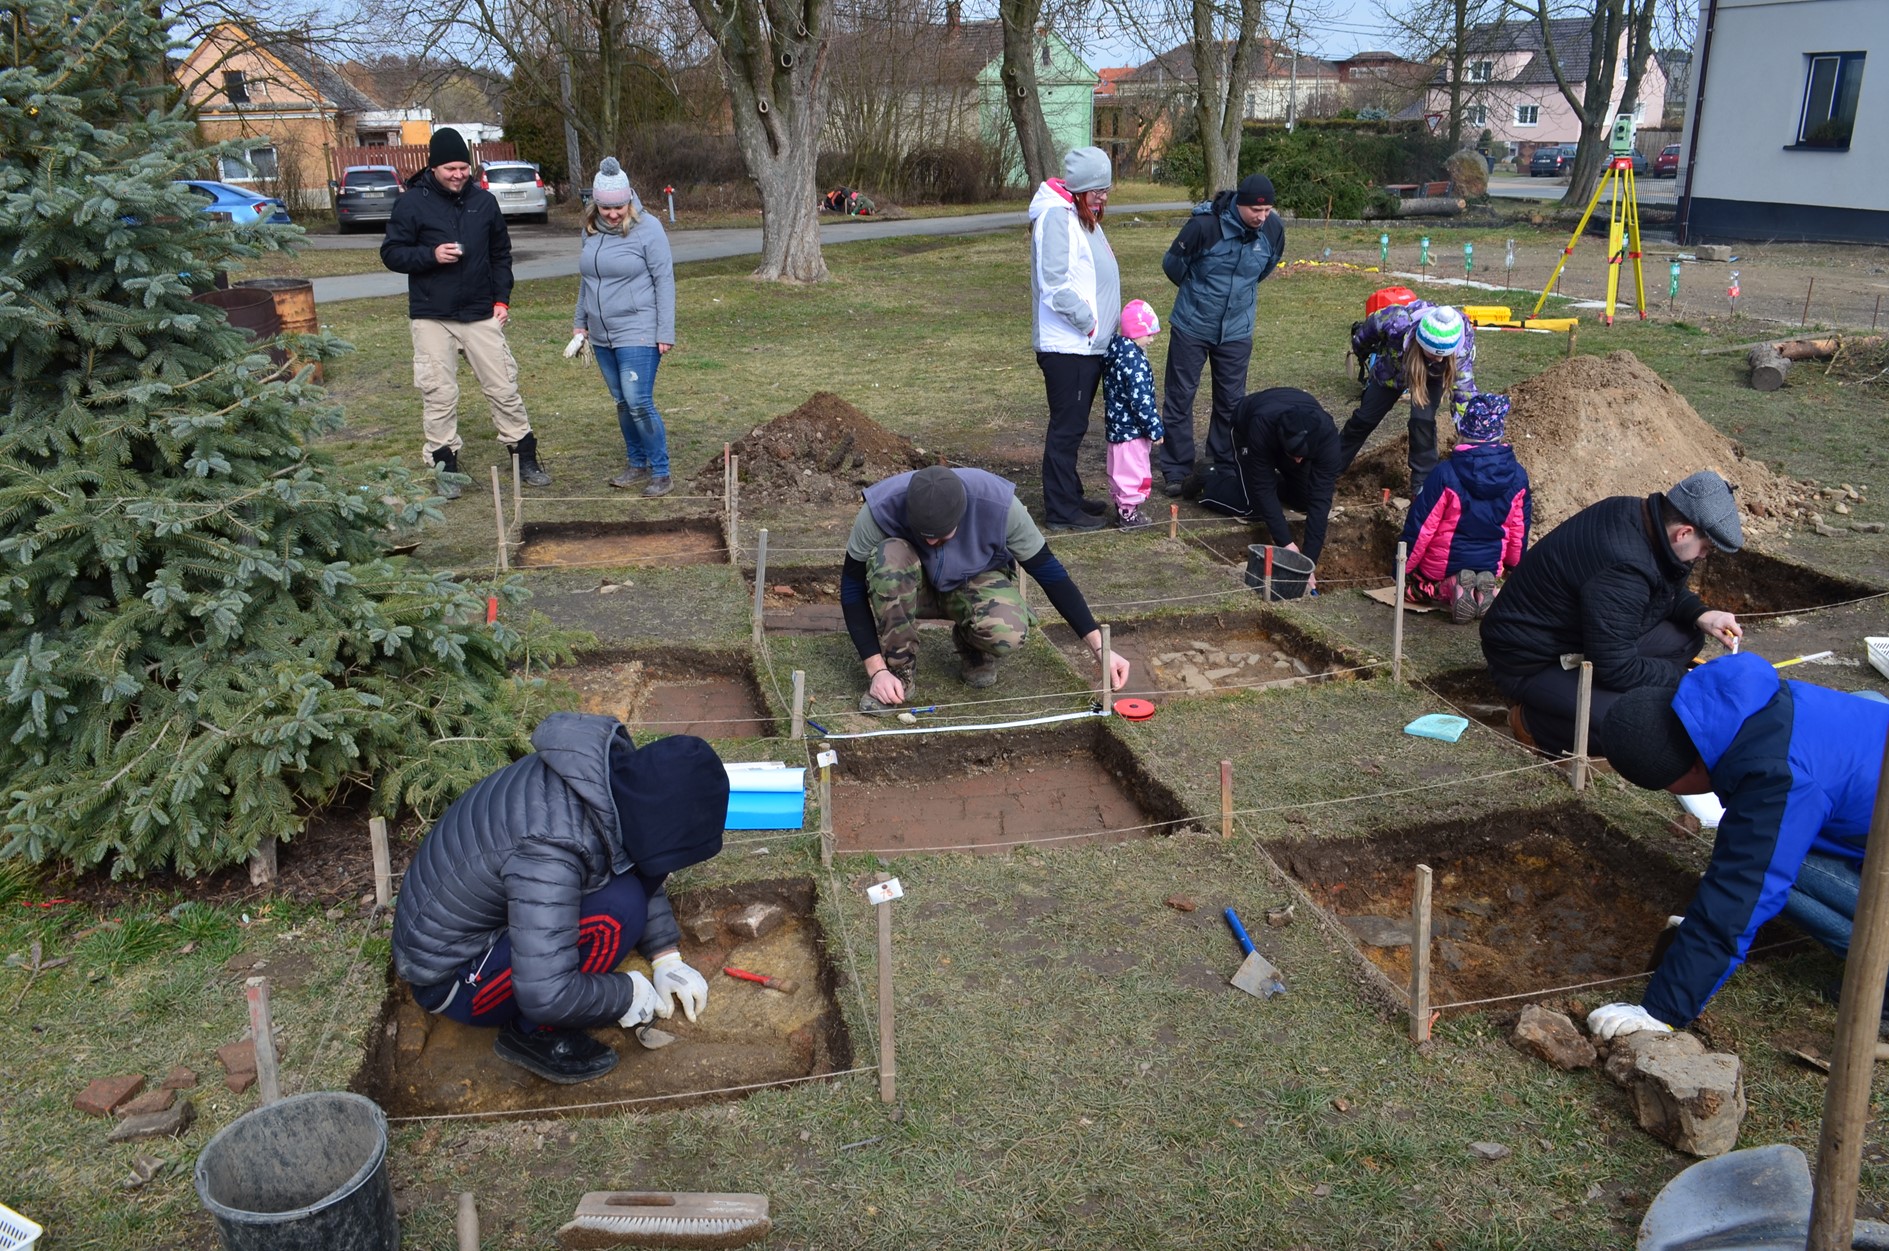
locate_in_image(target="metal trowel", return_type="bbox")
[632,1023,676,1050]
[1224,908,1287,999]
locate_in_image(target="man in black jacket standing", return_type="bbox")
[380,129,549,500]
[393,715,729,1084]
[1198,388,1342,592]
[1480,470,1745,756]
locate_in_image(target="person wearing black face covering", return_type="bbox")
[1198,387,1342,592]
[393,714,730,1084]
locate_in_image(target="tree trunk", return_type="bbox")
[1188,0,1264,194]
[1748,344,1791,391]
[689,0,830,282]
[999,0,1055,188]
[1447,0,1469,148]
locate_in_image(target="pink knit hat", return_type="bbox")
[1121,299,1160,339]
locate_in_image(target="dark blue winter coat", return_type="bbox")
[1642,654,1889,1026]
[1399,442,1531,581]
[1102,335,1164,444]
[392,714,729,1028]
[1161,191,1284,345]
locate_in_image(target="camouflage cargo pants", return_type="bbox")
[867,538,1031,685]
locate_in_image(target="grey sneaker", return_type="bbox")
[610,466,651,489]
[1474,570,1499,618]
[642,475,673,498]
[1450,569,1480,625]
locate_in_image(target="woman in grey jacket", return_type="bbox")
[569,158,677,496]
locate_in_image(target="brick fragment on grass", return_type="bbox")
[118,1088,176,1117]
[161,1065,198,1090]
[217,1038,256,1076]
[74,1074,146,1117]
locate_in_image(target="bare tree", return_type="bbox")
[1388,0,1505,148]
[1508,0,1656,209]
[998,0,1058,186]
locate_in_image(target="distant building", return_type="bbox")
[1677,0,1885,244]
[1113,36,1345,128]
[1334,50,1431,118]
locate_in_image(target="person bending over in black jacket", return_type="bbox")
[1197,388,1342,593]
[1479,470,1745,757]
[392,714,729,1084]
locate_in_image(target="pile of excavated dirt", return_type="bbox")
[691,391,928,507]
[1342,350,1810,538]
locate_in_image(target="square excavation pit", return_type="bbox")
[1690,546,1876,617]
[758,569,846,635]
[518,518,724,569]
[828,720,1186,856]
[1047,611,1368,703]
[1269,806,1699,1012]
[557,650,774,738]
[354,878,851,1119]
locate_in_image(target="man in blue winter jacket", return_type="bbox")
[1159,172,1285,500]
[393,714,730,1084]
[1586,653,1889,1041]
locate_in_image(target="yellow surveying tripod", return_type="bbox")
[1530,114,1646,325]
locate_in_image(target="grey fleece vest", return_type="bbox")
[862,468,1016,592]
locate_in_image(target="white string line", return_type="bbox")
[506,494,722,503]
[1429,936,1815,1012]
[1739,587,1889,621]
[384,1065,880,1124]
[817,708,1107,741]
[823,861,883,1060]
[293,904,385,1088]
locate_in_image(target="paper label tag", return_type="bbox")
[816,749,838,769]
[866,878,904,905]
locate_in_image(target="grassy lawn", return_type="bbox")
[8,219,1889,1248]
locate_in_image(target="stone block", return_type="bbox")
[107,1099,196,1143]
[682,911,723,945]
[225,1068,257,1095]
[1603,1028,1704,1087]
[74,1073,146,1117]
[1511,1004,1597,1071]
[217,1038,257,1077]
[726,902,785,940]
[1629,1049,1746,1157]
[160,1065,198,1090]
[118,1088,176,1117]
[394,1002,431,1061]
[1695,245,1733,262]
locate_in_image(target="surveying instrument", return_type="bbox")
[1530,113,1646,325]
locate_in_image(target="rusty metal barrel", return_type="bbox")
[234,278,322,382]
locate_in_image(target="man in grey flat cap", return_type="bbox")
[1479,470,1745,757]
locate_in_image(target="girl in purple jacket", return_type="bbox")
[1399,393,1530,624]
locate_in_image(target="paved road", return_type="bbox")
[312,205,1191,304]
[1487,173,1678,205]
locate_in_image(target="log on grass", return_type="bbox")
[1748,343,1792,392]
[1777,335,1886,362]
[1364,196,1466,219]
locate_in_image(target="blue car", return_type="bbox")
[175,180,293,226]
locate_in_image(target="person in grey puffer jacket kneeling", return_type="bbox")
[393,713,729,1084]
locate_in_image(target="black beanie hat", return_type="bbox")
[428,127,472,168]
[1601,686,1698,791]
[906,466,967,540]
[609,735,729,876]
[1236,173,1275,207]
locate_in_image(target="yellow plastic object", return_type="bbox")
[1461,305,1512,325]
[1485,316,1581,332]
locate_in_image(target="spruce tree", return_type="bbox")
[0,0,562,876]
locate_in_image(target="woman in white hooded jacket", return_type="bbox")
[1028,146,1120,531]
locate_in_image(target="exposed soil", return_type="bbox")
[1271,805,1699,1010]
[1187,512,1403,590]
[1691,545,1878,617]
[758,570,847,634]
[829,721,1191,856]
[689,391,928,508]
[353,877,852,1118]
[1044,611,1370,704]
[558,650,774,738]
[1339,350,1814,538]
[518,518,725,569]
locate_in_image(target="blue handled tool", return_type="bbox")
[1223,907,1286,999]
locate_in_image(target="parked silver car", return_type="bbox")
[332,165,401,233]
[480,161,549,224]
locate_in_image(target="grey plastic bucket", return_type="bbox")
[1245,544,1316,600]
[194,1091,399,1251]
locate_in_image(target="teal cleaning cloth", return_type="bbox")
[1404,714,1469,743]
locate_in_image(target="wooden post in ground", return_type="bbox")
[1262,545,1274,602]
[511,453,522,534]
[790,670,806,740]
[1566,323,1579,358]
[723,442,732,516]
[1808,730,1889,1248]
[247,840,277,888]
[872,872,897,1105]
[1409,864,1433,1044]
[456,1193,480,1251]
[752,528,769,649]
[1169,504,1178,540]
[1099,624,1114,716]
[1571,661,1594,791]
[1392,541,1408,684]
[728,455,740,568]
[1220,760,1233,840]
[1802,276,1816,327]
[818,746,834,870]
[490,466,509,572]
[368,816,392,910]
[245,976,282,1103]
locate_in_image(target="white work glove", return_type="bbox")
[651,951,709,1023]
[563,331,588,360]
[616,971,660,1028]
[1588,1002,1673,1041]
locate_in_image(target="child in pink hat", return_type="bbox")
[1101,300,1166,529]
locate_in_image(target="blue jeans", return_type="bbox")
[593,343,668,476]
[1782,853,1862,959]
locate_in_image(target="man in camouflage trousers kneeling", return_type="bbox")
[839,466,1131,712]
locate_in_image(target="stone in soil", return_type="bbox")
[727,902,786,940]
[682,910,723,944]
[1468,1141,1512,1160]
[1165,895,1197,913]
[1603,1028,1705,1087]
[107,1100,196,1142]
[74,1074,146,1117]
[122,1153,168,1189]
[118,1088,176,1117]
[1510,1004,1596,1070]
[1627,1047,1747,1158]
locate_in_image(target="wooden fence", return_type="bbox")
[328,142,520,184]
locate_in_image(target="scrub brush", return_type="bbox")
[555,1191,771,1249]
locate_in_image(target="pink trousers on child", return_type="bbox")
[1107,439,1153,509]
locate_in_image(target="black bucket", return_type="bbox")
[1244,544,1316,601]
[194,1091,399,1251]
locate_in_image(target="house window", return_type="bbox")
[1466,104,1488,126]
[223,70,248,104]
[219,146,279,181]
[1468,59,1493,83]
[1515,103,1539,126]
[1797,51,1864,148]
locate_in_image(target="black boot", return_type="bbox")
[430,446,462,501]
[506,431,552,487]
[492,1020,619,1084]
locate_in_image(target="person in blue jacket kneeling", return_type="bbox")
[1587,652,1889,1040]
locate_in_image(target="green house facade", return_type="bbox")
[976,33,1100,187]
